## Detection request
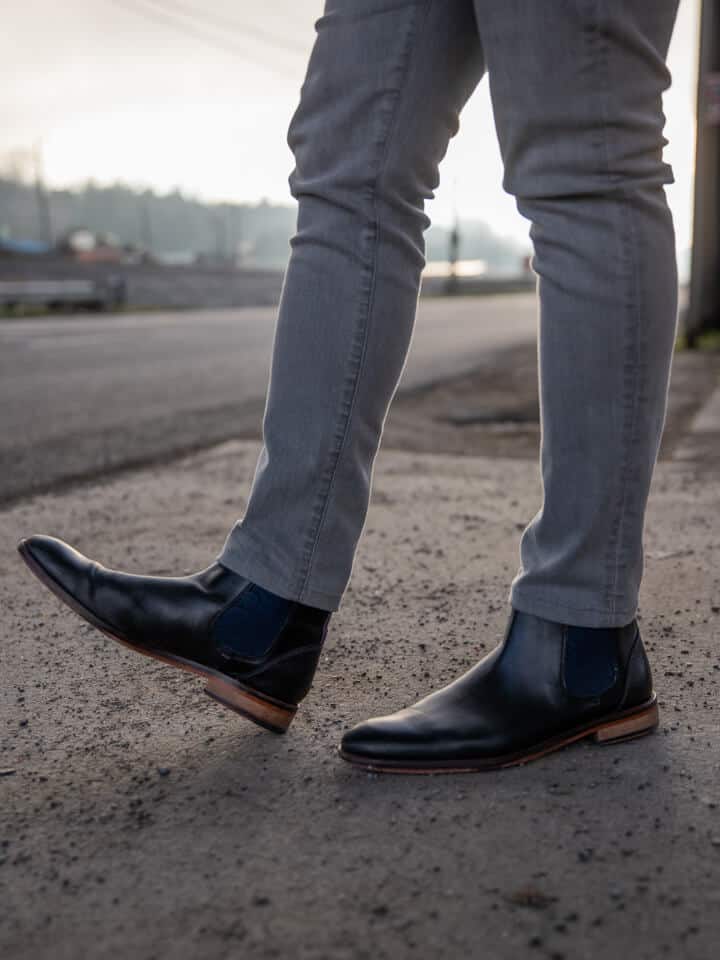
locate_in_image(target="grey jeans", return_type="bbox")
[220,0,680,628]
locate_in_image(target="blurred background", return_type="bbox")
[0,0,718,502]
[0,0,705,304]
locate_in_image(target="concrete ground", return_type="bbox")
[1,432,718,959]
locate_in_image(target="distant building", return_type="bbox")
[59,228,127,264]
[0,237,52,258]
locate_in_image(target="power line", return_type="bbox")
[107,0,301,79]
[151,0,309,57]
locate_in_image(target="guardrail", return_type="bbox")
[0,277,127,313]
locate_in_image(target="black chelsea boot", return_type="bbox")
[341,608,658,773]
[18,535,330,733]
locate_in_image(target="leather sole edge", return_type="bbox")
[339,699,659,775]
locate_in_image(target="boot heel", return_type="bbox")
[204,676,296,734]
[593,700,659,744]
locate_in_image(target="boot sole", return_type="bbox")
[17,540,296,734]
[339,698,659,774]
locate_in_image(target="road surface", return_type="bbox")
[0,294,537,502]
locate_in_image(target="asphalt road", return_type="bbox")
[0,294,537,503]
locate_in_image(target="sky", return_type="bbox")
[2,0,701,255]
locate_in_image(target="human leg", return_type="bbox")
[475,0,681,627]
[341,0,680,771]
[220,0,485,610]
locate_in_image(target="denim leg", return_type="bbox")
[220,0,484,609]
[473,0,680,626]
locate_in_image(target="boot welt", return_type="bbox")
[339,697,659,774]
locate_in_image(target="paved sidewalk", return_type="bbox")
[674,382,720,467]
[1,440,718,960]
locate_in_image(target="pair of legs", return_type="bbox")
[220,0,680,628]
[18,0,680,770]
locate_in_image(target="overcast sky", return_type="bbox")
[2,0,701,253]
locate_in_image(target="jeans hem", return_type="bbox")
[218,534,340,613]
[509,585,637,629]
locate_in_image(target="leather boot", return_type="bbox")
[340,609,658,772]
[18,535,330,733]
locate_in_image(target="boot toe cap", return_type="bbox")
[18,534,91,587]
[341,708,436,764]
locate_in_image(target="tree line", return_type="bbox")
[0,176,524,272]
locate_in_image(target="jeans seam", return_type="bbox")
[605,195,643,615]
[294,0,432,602]
[588,1,643,616]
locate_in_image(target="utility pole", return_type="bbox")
[686,0,720,343]
[214,207,228,264]
[445,176,461,295]
[33,142,54,248]
[139,192,154,256]
[233,206,243,268]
